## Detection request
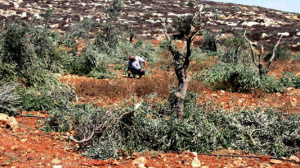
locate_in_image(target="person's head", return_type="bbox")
[129,55,135,61]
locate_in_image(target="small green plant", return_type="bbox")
[202,31,218,52]
[200,63,261,92]
[187,0,195,8]
[88,64,115,79]
[264,46,292,61]
[114,64,124,70]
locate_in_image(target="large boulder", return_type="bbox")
[0,113,9,128]
[8,117,18,130]
[0,113,18,130]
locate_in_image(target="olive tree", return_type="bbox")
[162,5,204,120]
[243,30,283,77]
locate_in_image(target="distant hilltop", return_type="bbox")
[0,0,299,51]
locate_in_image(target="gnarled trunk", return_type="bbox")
[175,71,189,120]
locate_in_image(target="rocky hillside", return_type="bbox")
[1,0,299,51]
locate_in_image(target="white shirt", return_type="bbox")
[128,56,145,69]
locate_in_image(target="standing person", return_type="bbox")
[127,55,147,79]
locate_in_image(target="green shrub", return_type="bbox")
[221,36,248,64]
[187,0,195,8]
[202,32,218,52]
[264,47,292,61]
[17,71,74,111]
[1,22,69,74]
[115,39,159,64]
[260,72,300,93]
[2,22,33,72]
[114,64,124,70]
[0,63,18,81]
[200,63,261,92]
[292,54,300,60]
[88,64,116,79]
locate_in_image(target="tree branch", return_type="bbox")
[70,104,141,144]
[266,35,283,70]
[162,22,171,42]
[243,30,258,67]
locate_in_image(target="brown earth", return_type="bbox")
[60,58,300,114]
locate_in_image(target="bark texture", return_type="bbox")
[162,5,203,120]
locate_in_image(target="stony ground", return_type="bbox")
[0,0,299,51]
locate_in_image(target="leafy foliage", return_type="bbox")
[45,97,300,159]
[17,72,74,111]
[200,63,261,92]
[0,82,21,116]
[198,62,299,93]
[202,32,218,52]
[172,15,194,37]
[264,46,292,61]
[221,36,248,64]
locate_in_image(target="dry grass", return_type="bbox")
[269,60,300,73]
[74,73,176,100]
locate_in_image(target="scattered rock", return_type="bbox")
[241,21,259,27]
[270,159,282,164]
[191,152,201,167]
[132,157,146,167]
[290,99,297,107]
[11,145,18,150]
[277,32,290,37]
[52,159,61,164]
[289,155,299,162]
[262,33,268,38]
[212,94,218,97]
[0,146,5,155]
[20,139,27,143]
[0,113,9,128]
[220,102,225,107]
[108,158,119,165]
[1,162,10,166]
[0,114,19,130]
[8,117,18,130]
[238,99,244,104]
[191,157,201,167]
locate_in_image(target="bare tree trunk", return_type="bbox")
[129,35,133,43]
[175,72,189,120]
[244,30,283,78]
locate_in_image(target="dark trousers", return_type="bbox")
[129,66,145,78]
